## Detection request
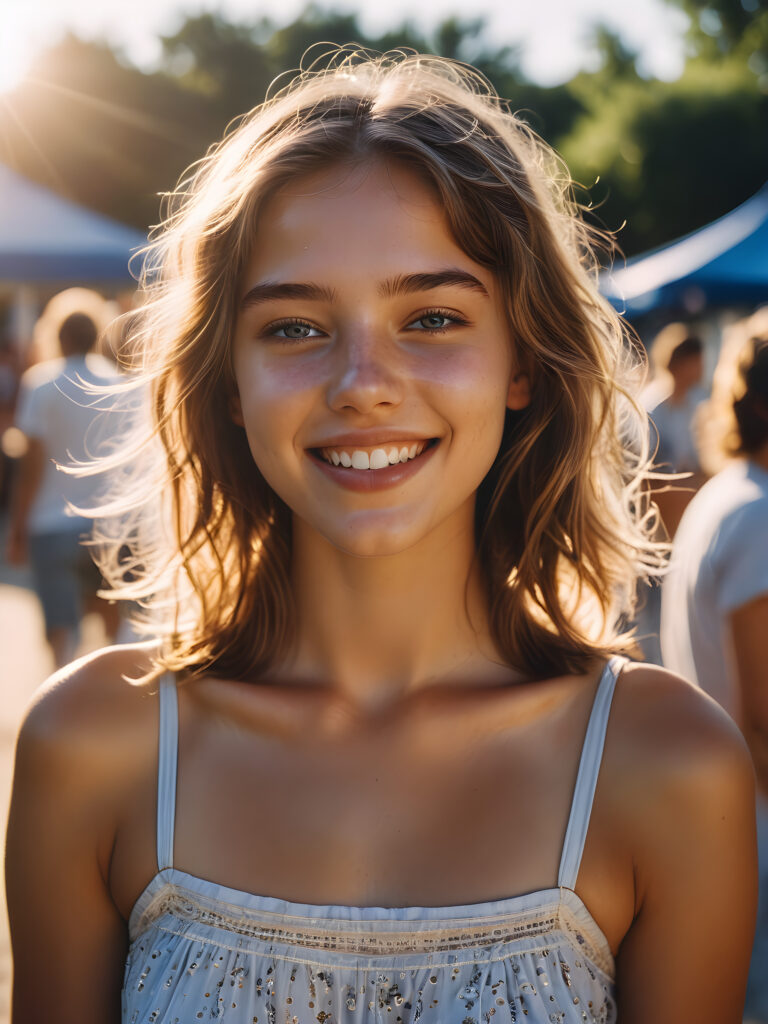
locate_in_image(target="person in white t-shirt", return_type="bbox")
[662,318,768,1023]
[646,327,708,538]
[647,334,705,472]
[633,327,708,662]
[7,312,121,666]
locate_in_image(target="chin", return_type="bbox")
[314,512,432,559]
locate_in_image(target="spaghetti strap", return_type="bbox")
[557,655,626,891]
[156,674,179,872]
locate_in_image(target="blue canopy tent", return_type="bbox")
[0,163,146,283]
[601,183,768,316]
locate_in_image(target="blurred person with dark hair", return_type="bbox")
[633,326,708,662]
[648,331,705,471]
[646,324,707,538]
[661,310,768,1023]
[7,309,121,667]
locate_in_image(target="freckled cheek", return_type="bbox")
[234,362,319,465]
[427,360,510,444]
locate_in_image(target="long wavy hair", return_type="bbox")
[94,49,662,682]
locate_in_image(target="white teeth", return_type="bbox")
[321,441,431,469]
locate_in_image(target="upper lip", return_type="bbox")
[307,431,436,449]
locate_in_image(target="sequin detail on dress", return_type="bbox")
[122,658,624,1024]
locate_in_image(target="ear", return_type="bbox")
[507,372,531,411]
[229,391,245,427]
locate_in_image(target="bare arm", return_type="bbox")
[6,672,129,1023]
[730,594,768,796]
[6,436,45,564]
[613,670,757,1023]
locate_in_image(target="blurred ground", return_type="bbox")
[0,515,109,1023]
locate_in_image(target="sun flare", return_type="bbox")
[0,20,37,96]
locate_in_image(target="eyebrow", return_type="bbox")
[380,270,489,298]
[240,281,337,309]
[239,268,489,309]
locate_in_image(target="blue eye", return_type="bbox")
[406,310,468,333]
[267,320,323,341]
[415,314,450,330]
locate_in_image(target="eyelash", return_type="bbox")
[409,308,470,334]
[261,307,470,343]
[263,318,322,342]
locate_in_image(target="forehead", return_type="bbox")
[265,158,440,226]
[242,159,494,291]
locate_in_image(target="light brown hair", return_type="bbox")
[95,50,662,681]
[697,307,768,476]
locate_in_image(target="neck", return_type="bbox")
[285,504,517,710]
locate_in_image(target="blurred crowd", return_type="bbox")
[640,309,768,1024]
[0,287,136,666]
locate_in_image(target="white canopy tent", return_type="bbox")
[0,163,146,346]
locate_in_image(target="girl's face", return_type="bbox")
[232,158,527,557]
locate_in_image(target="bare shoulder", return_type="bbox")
[7,645,162,1016]
[22,641,159,724]
[16,642,162,789]
[605,661,755,862]
[601,664,757,1022]
[610,661,753,774]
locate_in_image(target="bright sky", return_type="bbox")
[1,0,690,94]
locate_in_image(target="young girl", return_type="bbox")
[6,51,757,1024]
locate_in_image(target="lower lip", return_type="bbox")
[306,442,440,492]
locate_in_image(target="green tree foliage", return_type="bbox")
[661,0,768,60]
[0,34,205,229]
[0,5,560,236]
[562,49,768,254]
[158,12,276,114]
[0,3,764,257]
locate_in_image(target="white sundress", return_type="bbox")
[123,657,625,1023]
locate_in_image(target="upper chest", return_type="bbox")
[109,675,634,950]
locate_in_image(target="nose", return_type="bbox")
[325,330,405,415]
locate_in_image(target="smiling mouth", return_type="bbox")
[312,439,438,470]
